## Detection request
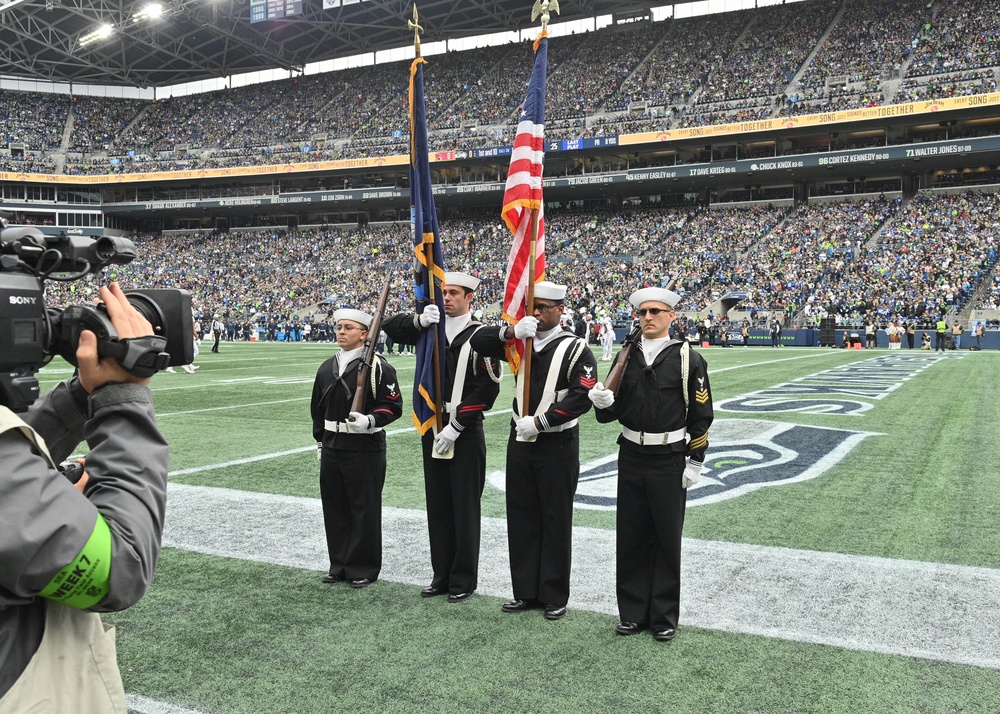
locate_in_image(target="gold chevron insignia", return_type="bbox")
[695,389,710,403]
[689,434,708,449]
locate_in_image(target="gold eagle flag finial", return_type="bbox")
[530,0,560,27]
[408,4,423,55]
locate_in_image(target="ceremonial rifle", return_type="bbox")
[603,323,640,395]
[351,277,392,413]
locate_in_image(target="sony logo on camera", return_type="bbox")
[9,295,37,305]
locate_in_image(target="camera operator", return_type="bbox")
[0,283,169,712]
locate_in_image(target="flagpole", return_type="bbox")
[519,0,557,414]
[410,5,445,434]
[521,207,538,412]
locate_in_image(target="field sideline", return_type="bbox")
[36,341,1000,713]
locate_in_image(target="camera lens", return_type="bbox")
[125,293,166,337]
[92,236,137,265]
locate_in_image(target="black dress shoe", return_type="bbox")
[420,585,447,598]
[652,627,677,642]
[321,573,344,584]
[615,621,645,636]
[447,591,474,603]
[543,605,567,621]
[349,578,373,589]
[501,599,535,613]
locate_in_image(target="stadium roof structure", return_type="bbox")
[0,0,675,89]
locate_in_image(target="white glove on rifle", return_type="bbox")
[316,442,323,462]
[682,460,702,489]
[514,316,539,340]
[347,411,376,434]
[433,422,462,455]
[588,382,615,409]
[514,415,540,440]
[417,304,441,328]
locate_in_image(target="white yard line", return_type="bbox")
[163,482,1000,671]
[127,694,207,714]
[157,397,311,417]
[710,351,848,373]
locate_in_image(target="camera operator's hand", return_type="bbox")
[77,283,155,393]
[71,458,90,493]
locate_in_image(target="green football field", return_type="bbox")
[36,341,1000,714]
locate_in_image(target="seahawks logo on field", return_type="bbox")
[488,419,878,510]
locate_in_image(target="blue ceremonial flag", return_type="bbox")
[409,57,447,435]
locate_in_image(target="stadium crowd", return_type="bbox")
[796,0,926,90]
[36,190,999,337]
[2,0,999,174]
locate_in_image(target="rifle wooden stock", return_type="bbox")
[351,277,392,414]
[603,325,640,394]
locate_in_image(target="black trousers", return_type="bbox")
[505,428,579,606]
[319,447,386,581]
[212,332,221,352]
[420,422,486,594]
[615,448,687,629]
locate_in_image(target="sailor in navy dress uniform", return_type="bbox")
[471,281,597,621]
[382,272,502,603]
[588,287,714,641]
[311,308,402,588]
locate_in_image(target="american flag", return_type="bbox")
[409,57,448,435]
[500,32,548,374]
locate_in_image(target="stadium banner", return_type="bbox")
[94,133,1000,212]
[408,57,448,436]
[250,0,303,23]
[620,92,1000,146]
[617,329,817,347]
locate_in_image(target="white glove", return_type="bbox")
[347,411,375,434]
[588,382,615,409]
[682,460,702,489]
[418,304,441,328]
[514,316,539,340]
[316,442,322,462]
[515,415,540,440]
[433,422,462,455]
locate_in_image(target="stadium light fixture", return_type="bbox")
[80,23,114,47]
[0,0,30,13]
[132,2,164,23]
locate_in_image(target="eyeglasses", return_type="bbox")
[636,307,674,317]
[533,303,562,313]
[334,325,362,332]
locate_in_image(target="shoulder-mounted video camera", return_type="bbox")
[1,221,193,412]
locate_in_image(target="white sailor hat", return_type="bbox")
[629,287,681,310]
[333,308,373,328]
[444,272,481,291]
[533,281,567,301]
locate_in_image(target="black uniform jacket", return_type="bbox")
[595,339,713,461]
[311,353,402,451]
[471,327,596,430]
[382,314,501,429]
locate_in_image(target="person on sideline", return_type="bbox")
[588,287,713,643]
